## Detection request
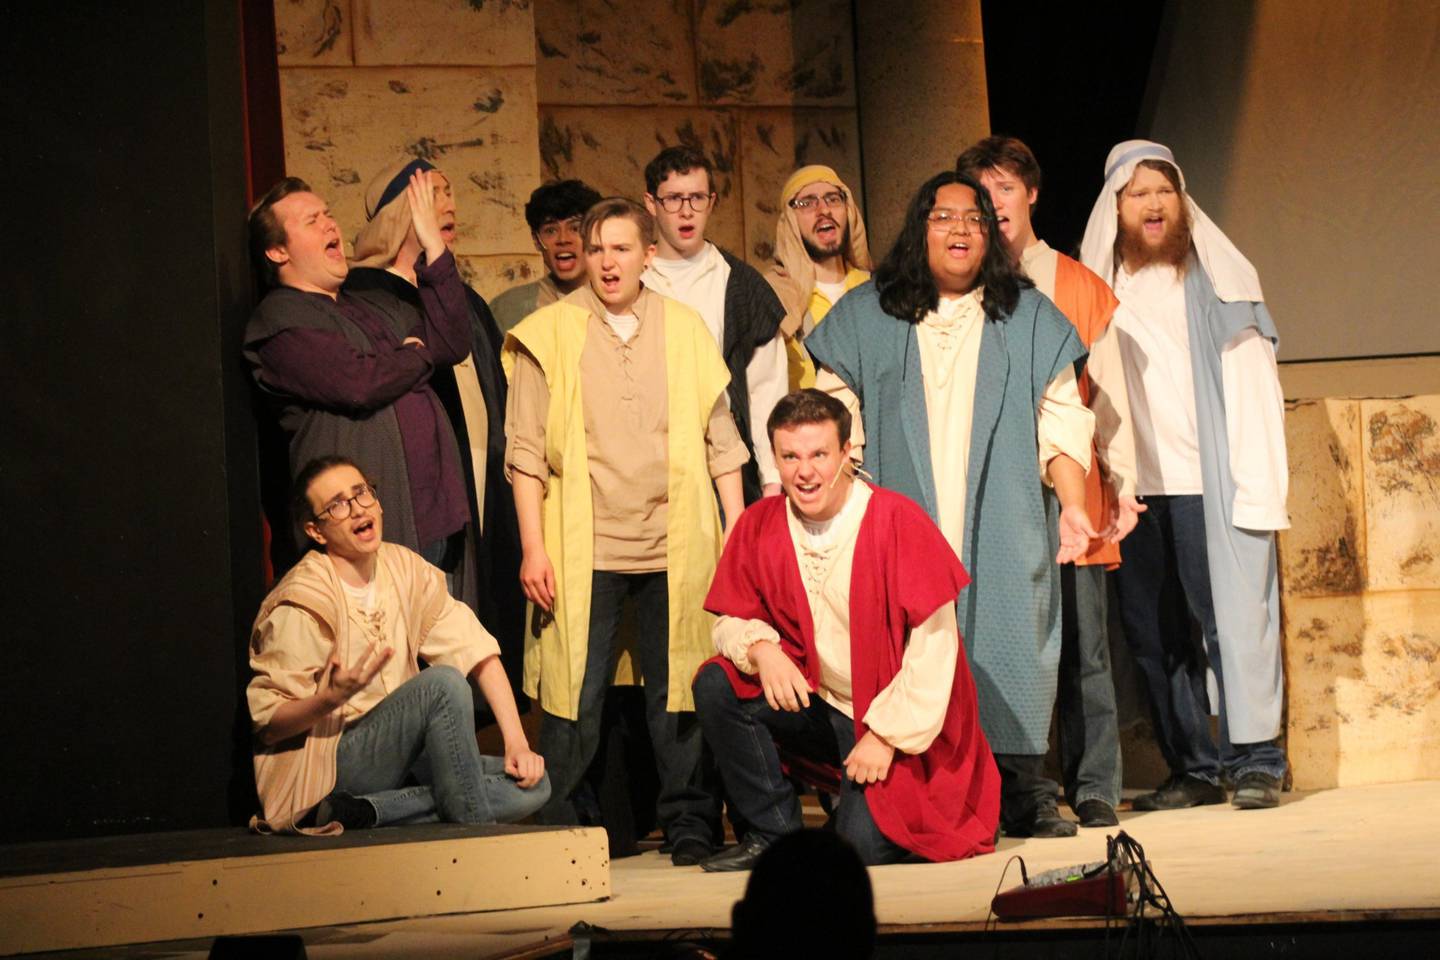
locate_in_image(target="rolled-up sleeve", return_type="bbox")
[861,603,959,755]
[504,345,551,488]
[705,396,752,478]
[1038,365,1095,484]
[419,594,501,679]
[713,615,783,675]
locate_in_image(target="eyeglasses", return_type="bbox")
[927,210,988,233]
[653,192,714,213]
[536,217,583,245]
[789,191,847,212]
[314,483,379,522]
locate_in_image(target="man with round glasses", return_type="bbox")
[805,171,1098,839]
[763,166,873,390]
[247,455,549,834]
[641,145,788,502]
[490,179,603,334]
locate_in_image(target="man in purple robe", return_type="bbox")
[244,173,472,563]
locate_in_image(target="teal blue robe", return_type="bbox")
[806,283,1087,754]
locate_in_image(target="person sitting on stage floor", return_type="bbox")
[693,389,1000,870]
[489,179,603,334]
[247,455,548,834]
[503,197,748,865]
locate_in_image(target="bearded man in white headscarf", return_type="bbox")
[1079,140,1289,812]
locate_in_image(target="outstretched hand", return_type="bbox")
[320,641,393,709]
[1056,503,1100,564]
[1108,495,1147,543]
[407,170,447,264]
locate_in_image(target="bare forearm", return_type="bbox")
[512,471,547,552]
[473,655,528,751]
[715,469,745,528]
[1046,454,1087,511]
[262,691,339,745]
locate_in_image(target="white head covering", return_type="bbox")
[1079,140,1263,303]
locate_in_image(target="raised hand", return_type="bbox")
[320,641,393,709]
[407,170,447,264]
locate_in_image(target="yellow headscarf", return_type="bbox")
[768,165,873,335]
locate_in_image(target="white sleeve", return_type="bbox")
[1037,365,1096,484]
[745,333,789,487]
[814,366,866,462]
[712,615,782,675]
[1221,329,1290,530]
[860,603,959,755]
[1085,324,1138,499]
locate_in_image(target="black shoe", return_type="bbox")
[1131,775,1227,811]
[1074,799,1119,828]
[700,834,772,872]
[314,791,377,829]
[669,836,714,866]
[1231,771,1281,809]
[1002,802,1077,838]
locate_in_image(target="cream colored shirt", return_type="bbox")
[1021,240,1137,498]
[504,288,750,570]
[452,353,490,531]
[248,563,500,732]
[712,481,959,755]
[645,244,788,487]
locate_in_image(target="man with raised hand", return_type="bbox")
[248,455,547,834]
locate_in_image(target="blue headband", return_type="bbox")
[373,158,436,216]
[1104,143,1174,183]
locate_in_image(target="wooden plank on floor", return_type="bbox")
[0,826,609,955]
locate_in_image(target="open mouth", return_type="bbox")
[678,224,696,239]
[813,220,838,240]
[324,236,343,260]
[1143,214,1166,237]
[554,252,578,269]
[439,221,456,240]
[599,271,621,292]
[352,517,376,539]
[946,238,972,258]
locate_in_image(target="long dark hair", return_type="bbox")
[874,170,1029,323]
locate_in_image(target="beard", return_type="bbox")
[1116,203,1193,272]
[802,222,848,262]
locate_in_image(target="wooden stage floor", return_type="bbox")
[32,779,1440,958]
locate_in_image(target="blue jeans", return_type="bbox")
[692,663,917,866]
[536,571,718,845]
[331,666,550,825]
[1112,495,1286,784]
[1057,562,1123,807]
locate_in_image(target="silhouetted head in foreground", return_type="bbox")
[728,829,876,960]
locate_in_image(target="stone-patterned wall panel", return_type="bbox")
[535,0,696,105]
[1361,396,1440,591]
[694,0,855,106]
[280,67,541,257]
[738,108,863,266]
[1278,399,1365,598]
[1283,595,1366,791]
[458,253,546,302]
[1285,592,1440,790]
[538,106,744,254]
[352,0,536,66]
[275,0,353,66]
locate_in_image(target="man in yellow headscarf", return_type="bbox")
[763,166,873,389]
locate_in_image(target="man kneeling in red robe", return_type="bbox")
[694,389,1001,870]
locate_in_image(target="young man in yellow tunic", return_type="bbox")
[503,198,749,865]
[763,165,873,390]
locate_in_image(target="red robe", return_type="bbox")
[702,485,1001,862]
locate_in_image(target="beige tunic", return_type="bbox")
[248,561,499,733]
[505,287,749,571]
[712,481,960,755]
